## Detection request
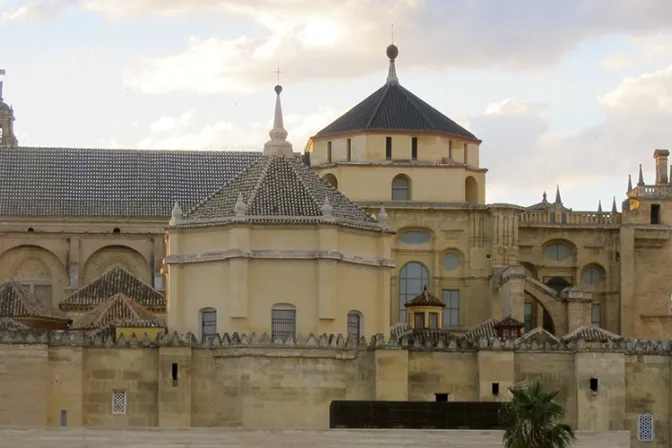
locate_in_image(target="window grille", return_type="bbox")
[111,390,127,415]
[347,312,361,339]
[272,308,296,341]
[638,414,654,442]
[201,309,217,337]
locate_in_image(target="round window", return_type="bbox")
[545,243,572,261]
[443,253,460,271]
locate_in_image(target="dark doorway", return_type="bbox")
[546,277,570,293]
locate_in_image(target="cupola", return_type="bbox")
[404,286,445,329]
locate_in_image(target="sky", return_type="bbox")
[3,0,672,209]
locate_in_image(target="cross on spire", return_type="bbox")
[391,24,394,44]
[273,63,283,85]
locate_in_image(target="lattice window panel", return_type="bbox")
[111,391,127,415]
[638,414,654,442]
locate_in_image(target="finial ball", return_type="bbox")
[386,44,399,60]
[274,84,283,94]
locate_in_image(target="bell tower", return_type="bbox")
[0,70,18,147]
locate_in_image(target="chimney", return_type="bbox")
[654,149,669,184]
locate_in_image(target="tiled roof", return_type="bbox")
[178,154,382,231]
[399,328,456,346]
[404,287,445,308]
[494,316,524,328]
[0,147,260,217]
[464,318,497,341]
[515,327,560,346]
[560,325,623,343]
[313,83,477,141]
[59,267,165,312]
[71,293,163,329]
[0,317,29,330]
[0,280,70,321]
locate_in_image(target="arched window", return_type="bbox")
[322,173,338,189]
[200,308,217,338]
[391,175,410,201]
[398,262,429,323]
[347,310,363,340]
[544,242,573,261]
[271,303,296,341]
[465,176,478,204]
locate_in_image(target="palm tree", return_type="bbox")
[499,380,576,448]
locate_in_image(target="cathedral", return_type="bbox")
[0,46,668,446]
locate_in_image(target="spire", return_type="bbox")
[542,191,548,203]
[169,201,182,225]
[638,164,645,186]
[554,185,562,204]
[263,84,294,157]
[597,200,603,213]
[627,174,633,192]
[385,44,399,85]
[612,196,618,214]
[0,68,5,101]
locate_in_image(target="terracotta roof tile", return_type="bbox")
[71,293,163,329]
[561,325,623,343]
[59,267,165,311]
[0,147,260,217]
[404,287,445,308]
[464,318,497,341]
[0,280,70,321]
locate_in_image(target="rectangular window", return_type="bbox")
[435,393,448,402]
[327,141,332,163]
[201,310,217,337]
[448,140,453,159]
[638,414,654,442]
[347,313,361,339]
[651,204,661,224]
[272,308,296,341]
[414,312,425,328]
[591,303,601,327]
[524,303,533,332]
[441,290,460,328]
[171,363,178,386]
[385,136,392,160]
[429,313,438,329]
[464,143,469,165]
[111,390,127,415]
[411,137,418,160]
[346,138,352,161]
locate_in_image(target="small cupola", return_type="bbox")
[494,316,525,341]
[404,285,445,329]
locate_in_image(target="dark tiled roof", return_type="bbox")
[59,267,165,312]
[495,316,524,328]
[515,327,560,346]
[561,325,623,343]
[464,318,497,341]
[179,154,382,231]
[313,83,477,141]
[404,287,445,308]
[0,147,261,217]
[399,328,457,346]
[0,280,70,321]
[71,293,162,329]
[0,317,29,330]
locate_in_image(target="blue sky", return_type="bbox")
[3,0,672,209]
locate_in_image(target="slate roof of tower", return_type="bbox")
[313,83,478,141]
[178,154,383,231]
[0,147,261,217]
[70,293,164,330]
[0,280,70,321]
[59,267,166,312]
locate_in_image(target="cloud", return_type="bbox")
[475,64,672,204]
[601,52,636,71]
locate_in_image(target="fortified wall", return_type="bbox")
[0,329,666,448]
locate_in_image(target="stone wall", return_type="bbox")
[0,329,668,446]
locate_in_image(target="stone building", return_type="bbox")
[0,45,670,446]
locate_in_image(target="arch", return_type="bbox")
[0,245,68,305]
[199,307,217,338]
[398,262,429,323]
[322,173,338,189]
[465,176,478,204]
[391,174,411,201]
[347,310,363,340]
[271,303,296,341]
[82,245,151,285]
[545,277,571,293]
[524,292,557,335]
[543,239,575,262]
[521,262,538,279]
[581,264,605,286]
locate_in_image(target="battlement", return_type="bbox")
[0,328,669,354]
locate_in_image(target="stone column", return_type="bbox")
[561,287,593,333]
[654,149,669,185]
[499,265,526,322]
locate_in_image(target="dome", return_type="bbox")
[0,101,10,113]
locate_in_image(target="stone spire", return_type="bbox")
[638,164,645,186]
[169,201,182,225]
[611,196,618,214]
[597,200,603,213]
[554,185,562,204]
[385,44,399,85]
[0,68,5,101]
[263,85,294,157]
[627,174,633,192]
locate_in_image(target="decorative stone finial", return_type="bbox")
[612,196,618,214]
[169,201,182,225]
[597,200,603,213]
[234,192,248,217]
[638,164,645,186]
[554,185,562,204]
[385,44,399,85]
[627,174,633,192]
[263,84,294,157]
[542,191,547,203]
[377,206,388,228]
[320,194,333,217]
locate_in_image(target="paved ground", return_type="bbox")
[0,428,630,448]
